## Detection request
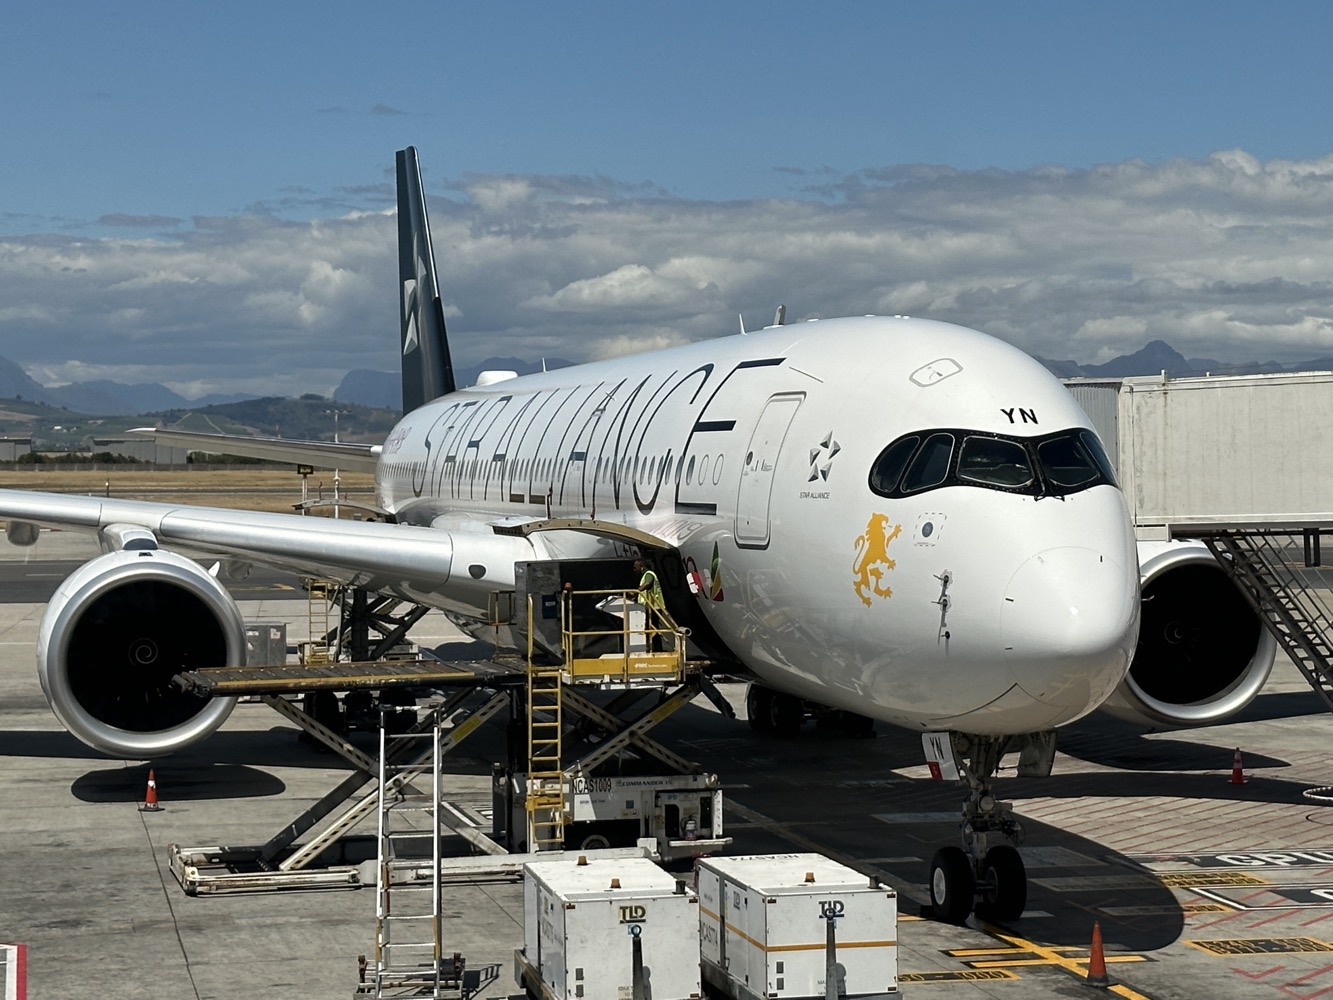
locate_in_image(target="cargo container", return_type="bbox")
[696,853,898,999]
[515,855,701,1000]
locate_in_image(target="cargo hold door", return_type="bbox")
[735,392,803,549]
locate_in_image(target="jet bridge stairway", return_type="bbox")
[1185,527,1333,712]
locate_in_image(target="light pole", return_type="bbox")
[325,408,350,518]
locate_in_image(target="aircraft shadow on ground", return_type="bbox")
[72,763,285,802]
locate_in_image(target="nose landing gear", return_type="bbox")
[924,730,1055,925]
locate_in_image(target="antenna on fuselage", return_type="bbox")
[739,314,747,335]
[773,304,786,326]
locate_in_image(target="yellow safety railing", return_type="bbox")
[559,587,686,684]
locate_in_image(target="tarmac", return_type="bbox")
[4,531,1333,999]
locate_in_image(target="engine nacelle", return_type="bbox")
[1100,540,1277,727]
[37,549,245,757]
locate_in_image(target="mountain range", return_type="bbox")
[0,355,253,414]
[0,342,1328,418]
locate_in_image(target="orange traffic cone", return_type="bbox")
[140,769,162,812]
[1086,920,1109,987]
[1230,748,1246,785]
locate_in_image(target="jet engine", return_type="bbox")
[37,549,246,757]
[1100,540,1277,728]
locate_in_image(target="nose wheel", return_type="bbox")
[929,846,975,925]
[926,732,1044,925]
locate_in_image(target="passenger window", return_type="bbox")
[901,433,954,493]
[958,436,1034,489]
[868,436,919,496]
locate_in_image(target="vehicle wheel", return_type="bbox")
[975,845,1026,922]
[768,691,803,739]
[577,831,612,851]
[746,684,774,733]
[929,846,975,925]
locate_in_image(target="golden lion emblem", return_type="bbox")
[853,513,902,606]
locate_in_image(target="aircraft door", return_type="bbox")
[735,392,804,548]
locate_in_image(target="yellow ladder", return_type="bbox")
[305,579,334,665]
[525,596,566,851]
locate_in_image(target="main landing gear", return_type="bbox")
[745,682,875,739]
[926,730,1056,925]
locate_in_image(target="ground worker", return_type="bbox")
[634,556,670,652]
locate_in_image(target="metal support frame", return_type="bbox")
[167,687,510,895]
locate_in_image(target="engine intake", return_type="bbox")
[1100,540,1276,727]
[37,549,244,757]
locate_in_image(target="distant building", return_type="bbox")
[84,436,190,465]
[0,437,33,461]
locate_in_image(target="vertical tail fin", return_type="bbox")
[396,146,456,412]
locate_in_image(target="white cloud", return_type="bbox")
[6,150,1333,397]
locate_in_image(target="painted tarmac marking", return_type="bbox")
[1131,851,1333,871]
[871,811,960,825]
[969,927,1155,999]
[899,969,1018,983]
[1158,871,1271,888]
[1187,937,1333,957]
[1100,903,1230,916]
[1191,886,1333,911]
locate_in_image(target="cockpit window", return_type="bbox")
[958,435,1035,488]
[868,435,918,494]
[868,426,1117,500]
[1037,429,1118,492]
[901,433,954,493]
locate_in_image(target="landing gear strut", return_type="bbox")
[926,731,1055,925]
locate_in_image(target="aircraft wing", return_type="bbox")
[129,427,380,473]
[0,488,469,590]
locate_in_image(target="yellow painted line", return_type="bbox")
[980,927,1156,1000]
[1158,871,1269,888]
[1186,937,1333,956]
[970,956,1147,969]
[947,946,1028,957]
[899,970,1019,983]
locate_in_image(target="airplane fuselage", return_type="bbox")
[373,315,1141,736]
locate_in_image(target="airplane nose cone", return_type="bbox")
[1001,546,1139,718]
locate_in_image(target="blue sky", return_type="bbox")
[4,3,1333,397]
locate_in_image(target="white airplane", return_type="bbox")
[0,148,1274,924]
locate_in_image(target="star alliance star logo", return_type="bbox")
[808,432,841,482]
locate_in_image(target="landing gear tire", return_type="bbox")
[975,844,1027,922]
[929,846,975,925]
[767,691,803,739]
[746,684,774,734]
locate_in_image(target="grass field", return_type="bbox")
[0,468,377,514]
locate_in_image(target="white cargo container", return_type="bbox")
[515,855,701,1000]
[696,853,898,999]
